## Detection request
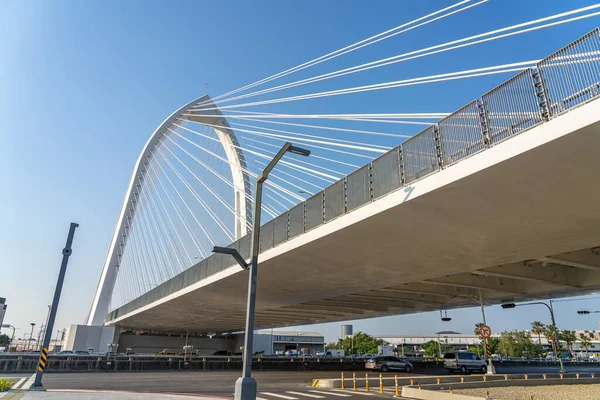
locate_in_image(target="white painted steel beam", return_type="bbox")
[87,95,250,326]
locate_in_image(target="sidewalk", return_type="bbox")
[0,390,229,399]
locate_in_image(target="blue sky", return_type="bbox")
[1,0,600,343]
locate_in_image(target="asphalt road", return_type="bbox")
[3,366,600,399]
[2,371,406,399]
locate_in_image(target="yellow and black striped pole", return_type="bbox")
[486,342,491,359]
[38,348,48,372]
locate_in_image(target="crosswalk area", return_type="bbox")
[255,388,398,400]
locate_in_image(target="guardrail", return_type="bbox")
[1,355,598,373]
[107,28,600,323]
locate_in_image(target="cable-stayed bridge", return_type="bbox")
[86,3,600,333]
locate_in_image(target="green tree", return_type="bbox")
[531,321,545,345]
[579,336,592,359]
[497,331,541,358]
[419,340,455,358]
[561,330,577,358]
[326,332,387,355]
[474,323,485,337]
[0,334,9,347]
[544,325,561,359]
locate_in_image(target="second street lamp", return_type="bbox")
[501,301,565,373]
[214,142,310,400]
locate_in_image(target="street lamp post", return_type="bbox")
[214,142,310,400]
[28,323,36,352]
[501,301,565,373]
[454,290,496,374]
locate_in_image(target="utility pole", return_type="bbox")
[32,222,79,389]
[213,143,309,400]
[36,324,45,351]
[27,323,36,352]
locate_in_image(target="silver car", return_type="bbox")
[443,351,487,374]
[365,356,413,372]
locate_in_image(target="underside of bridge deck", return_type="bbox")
[106,100,600,333]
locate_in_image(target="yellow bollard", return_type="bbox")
[353,372,357,391]
[524,374,528,380]
[341,372,345,389]
[395,374,399,397]
[449,386,453,394]
[504,375,508,381]
[576,373,580,379]
[460,377,464,383]
[486,390,490,399]
[365,373,370,392]
[379,373,383,394]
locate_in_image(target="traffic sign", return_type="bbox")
[479,325,492,339]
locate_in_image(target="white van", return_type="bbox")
[322,350,345,357]
[443,351,487,374]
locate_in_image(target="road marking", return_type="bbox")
[261,392,299,400]
[308,390,351,397]
[20,373,36,391]
[257,398,271,400]
[11,377,27,389]
[286,391,325,398]
[332,389,373,396]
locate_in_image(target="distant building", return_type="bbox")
[376,330,600,358]
[254,330,325,355]
[0,298,6,327]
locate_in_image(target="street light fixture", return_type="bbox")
[577,310,600,315]
[501,302,565,373]
[453,290,496,374]
[214,141,310,400]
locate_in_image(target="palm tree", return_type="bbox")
[474,323,485,337]
[562,330,577,359]
[474,323,485,356]
[531,321,545,345]
[544,325,559,359]
[579,336,592,360]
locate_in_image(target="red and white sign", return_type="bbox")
[479,325,492,339]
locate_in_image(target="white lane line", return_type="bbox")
[257,398,271,400]
[11,377,27,389]
[308,390,352,397]
[286,391,325,398]
[20,373,36,390]
[332,389,373,396]
[261,392,299,400]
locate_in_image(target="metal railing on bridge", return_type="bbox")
[106,28,600,323]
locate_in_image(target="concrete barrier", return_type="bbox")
[401,386,490,400]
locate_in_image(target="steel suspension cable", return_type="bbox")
[202,5,600,106]
[202,0,484,103]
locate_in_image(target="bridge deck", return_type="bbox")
[106,98,600,332]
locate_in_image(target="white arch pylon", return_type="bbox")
[86,95,251,326]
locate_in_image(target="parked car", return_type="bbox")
[362,353,377,359]
[365,356,413,372]
[443,351,487,374]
